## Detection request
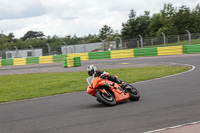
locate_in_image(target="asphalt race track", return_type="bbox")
[0,54,200,133]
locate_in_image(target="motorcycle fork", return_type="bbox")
[99,89,110,96]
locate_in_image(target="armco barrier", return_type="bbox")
[67,53,89,61]
[2,59,13,66]
[111,49,134,59]
[39,56,53,64]
[157,46,183,56]
[134,48,157,57]
[53,55,67,63]
[26,57,39,65]
[184,44,200,54]
[14,58,26,66]
[89,51,110,60]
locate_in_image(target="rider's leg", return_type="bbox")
[107,75,127,89]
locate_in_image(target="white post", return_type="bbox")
[82,40,86,52]
[161,32,166,47]
[46,43,51,55]
[186,30,191,45]
[139,35,143,48]
[100,39,105,51]
[118,37,123,50]
[63,42,67,54]
[29,45,34,57]
[5,48,9,59]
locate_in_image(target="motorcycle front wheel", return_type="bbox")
[126,85,140,101]
[96,90,117,106]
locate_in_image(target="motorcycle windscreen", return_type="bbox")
[86,76,95,86]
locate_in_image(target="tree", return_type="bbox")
[99,25,114,40]
[0,33,9,59]
[148,3,178,36]
[20,31,45,41]
[121,10,151,39]
[190,4,200,33]
[161,3,177,18]
[135,11,151,37]
[173,5,192,34]
[121,9,137,39]
[148,14,163,36]
[7,33,15,42]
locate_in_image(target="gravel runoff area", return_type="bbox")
[0,57,189,75]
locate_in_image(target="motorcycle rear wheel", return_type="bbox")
[96,90,117,106]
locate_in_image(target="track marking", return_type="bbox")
[143,121,200,133]
[133,63,195,85]
[121,63,129,64]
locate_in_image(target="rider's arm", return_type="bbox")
[97,70,110,78]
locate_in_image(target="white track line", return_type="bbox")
[144,121,200,133]
[133,62,195,85]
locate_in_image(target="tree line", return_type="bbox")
[122,3,200,39]
[0,3,200,53]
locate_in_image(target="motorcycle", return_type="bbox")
[86,76,140,106]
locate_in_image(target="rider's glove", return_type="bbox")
[100,74,106,79]
[99,72,109,79]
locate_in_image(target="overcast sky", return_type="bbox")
[0,0,199,38]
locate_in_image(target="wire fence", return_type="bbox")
[122,33,200,49]
[0,33,200,59]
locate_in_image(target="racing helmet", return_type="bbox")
[87,65,97,76]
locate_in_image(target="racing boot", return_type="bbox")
[116,79,127,90]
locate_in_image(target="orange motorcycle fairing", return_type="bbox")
[87,78,106,96]
[87,77,130,103]
[104,80,130,103]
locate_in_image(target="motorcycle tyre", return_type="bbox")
[96,91,117,106]
[127,86,140,101]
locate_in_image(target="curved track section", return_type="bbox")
[0,54,200,133]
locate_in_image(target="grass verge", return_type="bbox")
[0,66,190,103]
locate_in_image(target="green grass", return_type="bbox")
[0,66,190,103]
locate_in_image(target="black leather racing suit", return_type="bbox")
[94,70,123,84]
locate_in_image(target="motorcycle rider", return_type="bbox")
[87,65,127,89]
